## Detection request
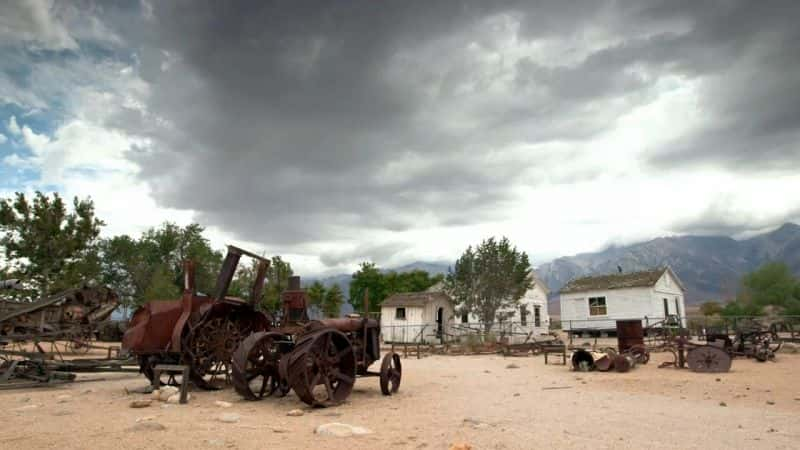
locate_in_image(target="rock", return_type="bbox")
[204,439,226,447]
[124,385,153,395]
[81,389,95,394]
[167,393,190,404]
[315,422,373,437]
[159,386,180,401]
[272,427,289,433]
[719,402,727,407]
[136,416,156,423]
[505,363,519,369]
[513,393,520,397]
[215,400,233,408]
[129,421,166,432]
[56,394,72,403]
[766,400,775,405]
[18,397,30,403]
[218,413,241,423]
[287,409,304,417]
[462,417,491,429]
[449,443,472,450]
[150,390,162,401]
[14,404,42,412]
[52,410,73,416]
[130,399,153,408]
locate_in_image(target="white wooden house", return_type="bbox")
[559,267,686,335]
[454,273,551,344]
[380,290,454,344]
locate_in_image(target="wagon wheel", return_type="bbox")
[628,344,650,364]
[286,329,355,407]
[686,345,732,373]
[182,316,250,389]
[379,352,402,395]
[658,346,679,368]
[232,331,285,400]
[759,330,782,354]
[602,347,618,358]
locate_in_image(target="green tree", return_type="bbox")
[722,262,800,316]
[699,301,724,316]
[444,237,532,332]
[322,284,344,318]
[262,256,293,313]
[98,223,223,307]
[0,192,104,297]
[307,281,327,308]
[350,262,389,313]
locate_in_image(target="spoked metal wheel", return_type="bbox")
[628,344,650,364]
[286,328,355,407]
[379,352,402,395]
[183,316,251,388]
[686,345,732,373]
[232,331,285,400]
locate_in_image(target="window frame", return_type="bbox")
[588,296,607,316]
[534,305,541,327]
[395,307,406,320]
[520,304,528,326]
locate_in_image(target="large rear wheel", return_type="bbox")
[286,328,355,407]
[231,331,285,400]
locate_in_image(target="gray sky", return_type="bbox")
[1,0,799,275]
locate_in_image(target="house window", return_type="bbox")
[461,311,469,323]
[663,298,669,317]
[395,307,406,320]
[588,297,607,316]
[520,305,528,326]
[534,305,541,327]
[674,298,681,317]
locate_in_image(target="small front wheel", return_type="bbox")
[380,352,402,395]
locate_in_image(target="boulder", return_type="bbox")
[56,394,72,403]
[158,386,180,401]
[314,423,373,437]
[287,409,305,417]
[218,413,241,423]
[214,400,233,408]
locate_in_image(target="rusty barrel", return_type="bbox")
[616,320,644,353]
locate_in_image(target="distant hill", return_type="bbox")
[308,223,800,316]
[536,222,800,307]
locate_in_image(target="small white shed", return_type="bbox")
[559,267,686,335]
[380,290,453,344]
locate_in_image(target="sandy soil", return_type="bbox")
[1,348,799,450]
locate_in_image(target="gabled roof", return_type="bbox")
[382,291,451,307]
[559,267,682,294]
[530,271,550,295]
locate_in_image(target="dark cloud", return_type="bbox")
[11,0,796,267]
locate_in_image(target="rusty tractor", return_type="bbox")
[231,276,402,407]
[122,246,272,388]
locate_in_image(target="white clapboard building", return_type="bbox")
[380,288,454,344]
[559,267,686,335]
[454,274,551,344]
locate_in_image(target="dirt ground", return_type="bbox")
[2,348,799,450]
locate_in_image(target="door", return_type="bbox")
[436,307,444,343]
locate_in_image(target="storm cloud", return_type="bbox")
[3,0,800,272]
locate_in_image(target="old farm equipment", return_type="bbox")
[231,276,402,407]
[706,319,782,362]
[122,246,271,388]
[0,283,120,355]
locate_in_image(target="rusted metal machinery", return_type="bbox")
[122,246,272,388]
[1,283,120,354]
[658,335,732,373]
[706,319,782,362]
[231,276,402,407]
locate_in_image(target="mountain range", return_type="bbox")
[314,223,800,311]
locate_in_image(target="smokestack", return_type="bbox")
[288,275,301,291]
